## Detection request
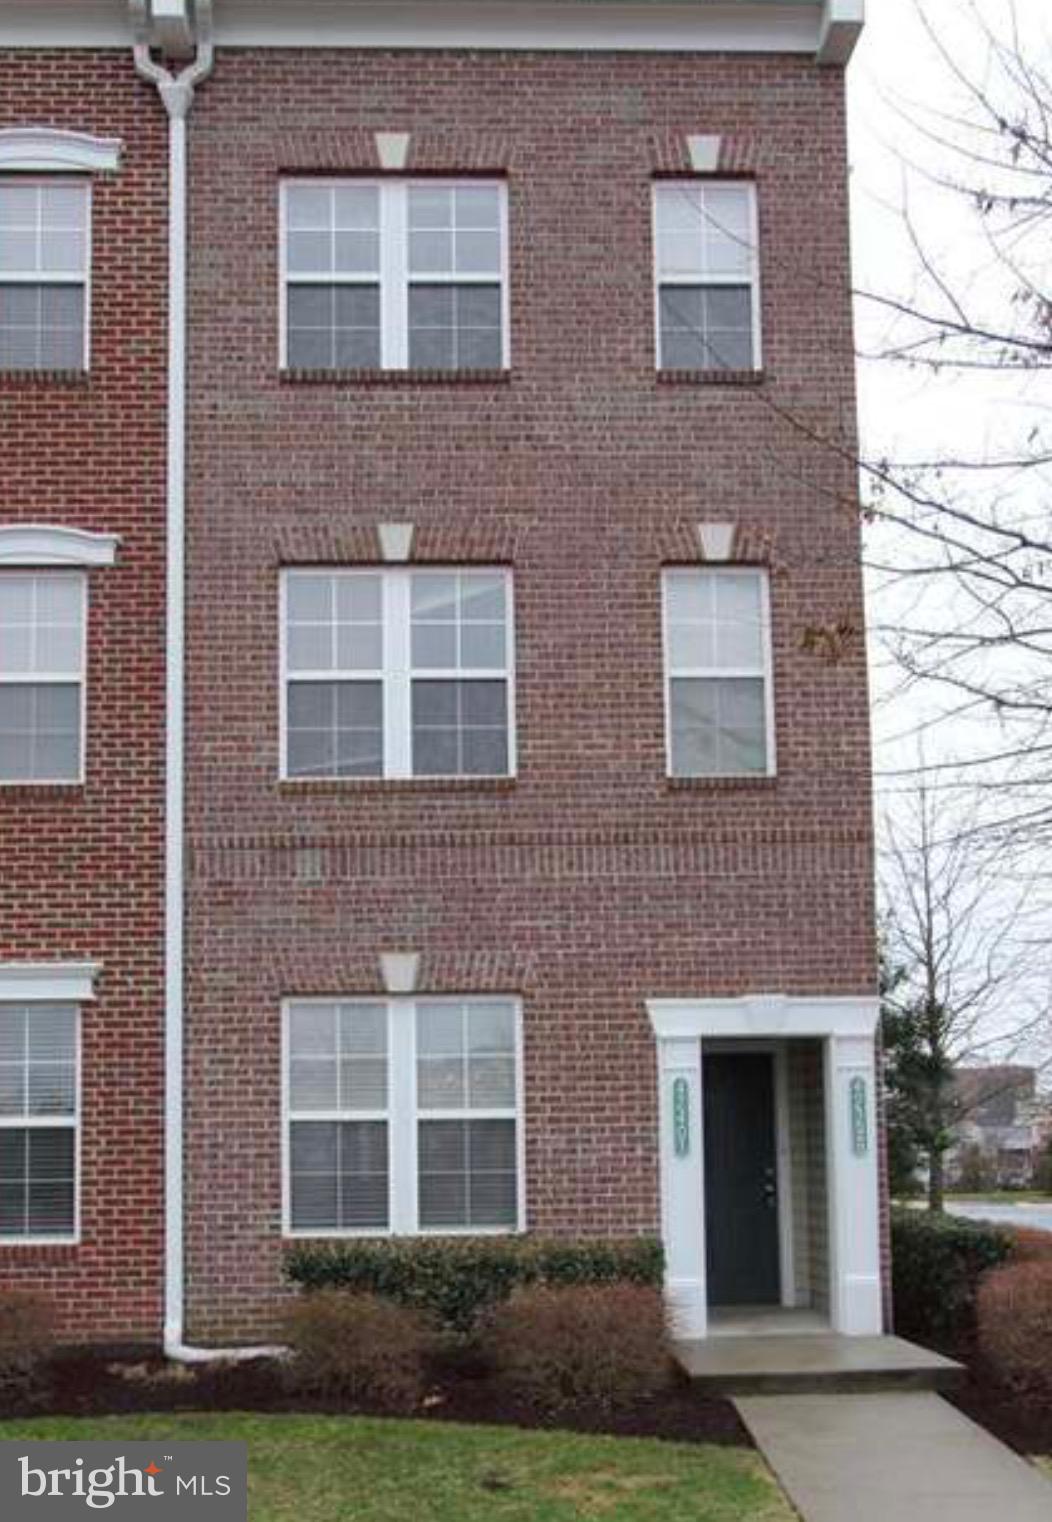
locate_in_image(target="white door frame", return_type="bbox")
[648,994,882,1341]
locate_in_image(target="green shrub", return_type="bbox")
[978,1262,1052,1393]
[282,1291,431,1411]
[891,1208,1013,1350]
[487,1283,671,1416]
[0,1293,54,1409]
[284,1236,664,1333]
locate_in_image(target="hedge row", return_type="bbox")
[891,1208,1014,1351]
[284,1236,664,1332]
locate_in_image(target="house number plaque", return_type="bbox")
[850,1076,868,1156]
[672,1077,690,1158]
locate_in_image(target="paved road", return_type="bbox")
[949,1201,1052,1232]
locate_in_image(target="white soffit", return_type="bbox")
[0,526,120,568]
[0,128,123,174]
[0,962,103,1003]
[2,2,863,62]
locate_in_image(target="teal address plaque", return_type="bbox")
[850,1076,869,1156]
[672,1077,690,1158]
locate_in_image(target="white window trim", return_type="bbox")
[0,966,94,1248]
[0,569,89,787]
[278,178,511,371]
[0,175,94,372]
[0,526,119,569]
[651,179,762,371]
[0,129,121,175]
[0,962,101,1004]
[281,995,526,1240]
[279,566,518,782]
[661,567,777,779]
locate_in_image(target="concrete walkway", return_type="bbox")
[736,1392,1052,1522]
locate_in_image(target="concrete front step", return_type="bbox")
[674,1334,963,1395]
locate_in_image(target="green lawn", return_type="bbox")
[1036,1458,1052,1478]
[0,1414,792,1521]
[947,1192,1052,1205]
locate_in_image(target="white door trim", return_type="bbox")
[648,994,881,1340]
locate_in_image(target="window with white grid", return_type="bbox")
[0,179,89,372]
[0,1003,78,1240]
[281,568,514,780]
[663,568,774,777]
[284,997,522,1237]
[653,181,760,372]
[281,180,508,371]
[0,572,85,784]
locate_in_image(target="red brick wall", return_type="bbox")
[0,53,168,1343]
[183,49,877,1341]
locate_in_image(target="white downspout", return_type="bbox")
[130,0,281,1364]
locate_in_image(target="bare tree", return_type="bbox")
[861,0,1052,847]
[880,771,1051,1209]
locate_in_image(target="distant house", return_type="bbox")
[948,1067,1044,1188]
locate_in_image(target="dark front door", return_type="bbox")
[703,1051,780,1306]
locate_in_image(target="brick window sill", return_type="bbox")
[280,368,512,387]
[657,369,766,388]
[0,369,89,386]
[0,784,84,801]
[666,775,778,792]
[279,777,517,797]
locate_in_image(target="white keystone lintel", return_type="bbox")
[380,953,420,994]
[687,135,721,172]
[378,523,414,563]
[0,526,120,568]
[0,128,123,174]
[0,962,103,1003]
[375,131,411,170]
[696,522,736,562]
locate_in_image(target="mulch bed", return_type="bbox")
[6,1350,750,1449]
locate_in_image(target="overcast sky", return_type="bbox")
[845,0,1052,1062]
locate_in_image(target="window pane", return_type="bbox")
[418,1119,517,1229]
[287,283,380,370]
[0,284,85,372]
[286,680,383,778]
[289,1120,388,1232]
[704,185,752,276]
[670,676,767,776]
[0,1127,76,1238]
[285,184,331,229]
[411,680,508,777]
[659,284,753,372]
[0,683,81,782]
[408,284,502,371]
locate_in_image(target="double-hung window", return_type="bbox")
[0,179,89,371]
[653,181,760,371]
[0,1002,79,1241]
[281,179,508,372]
[0,572,85,784]
[663,568,774,777]
[281,568,514,780]
[284,997,522,1236]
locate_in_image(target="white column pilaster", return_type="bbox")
[656,1036,706,1338]
[824,1033,883,1334]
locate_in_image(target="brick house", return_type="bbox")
[0,0,882,1351]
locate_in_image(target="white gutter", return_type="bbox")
[129,0,281,1365]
